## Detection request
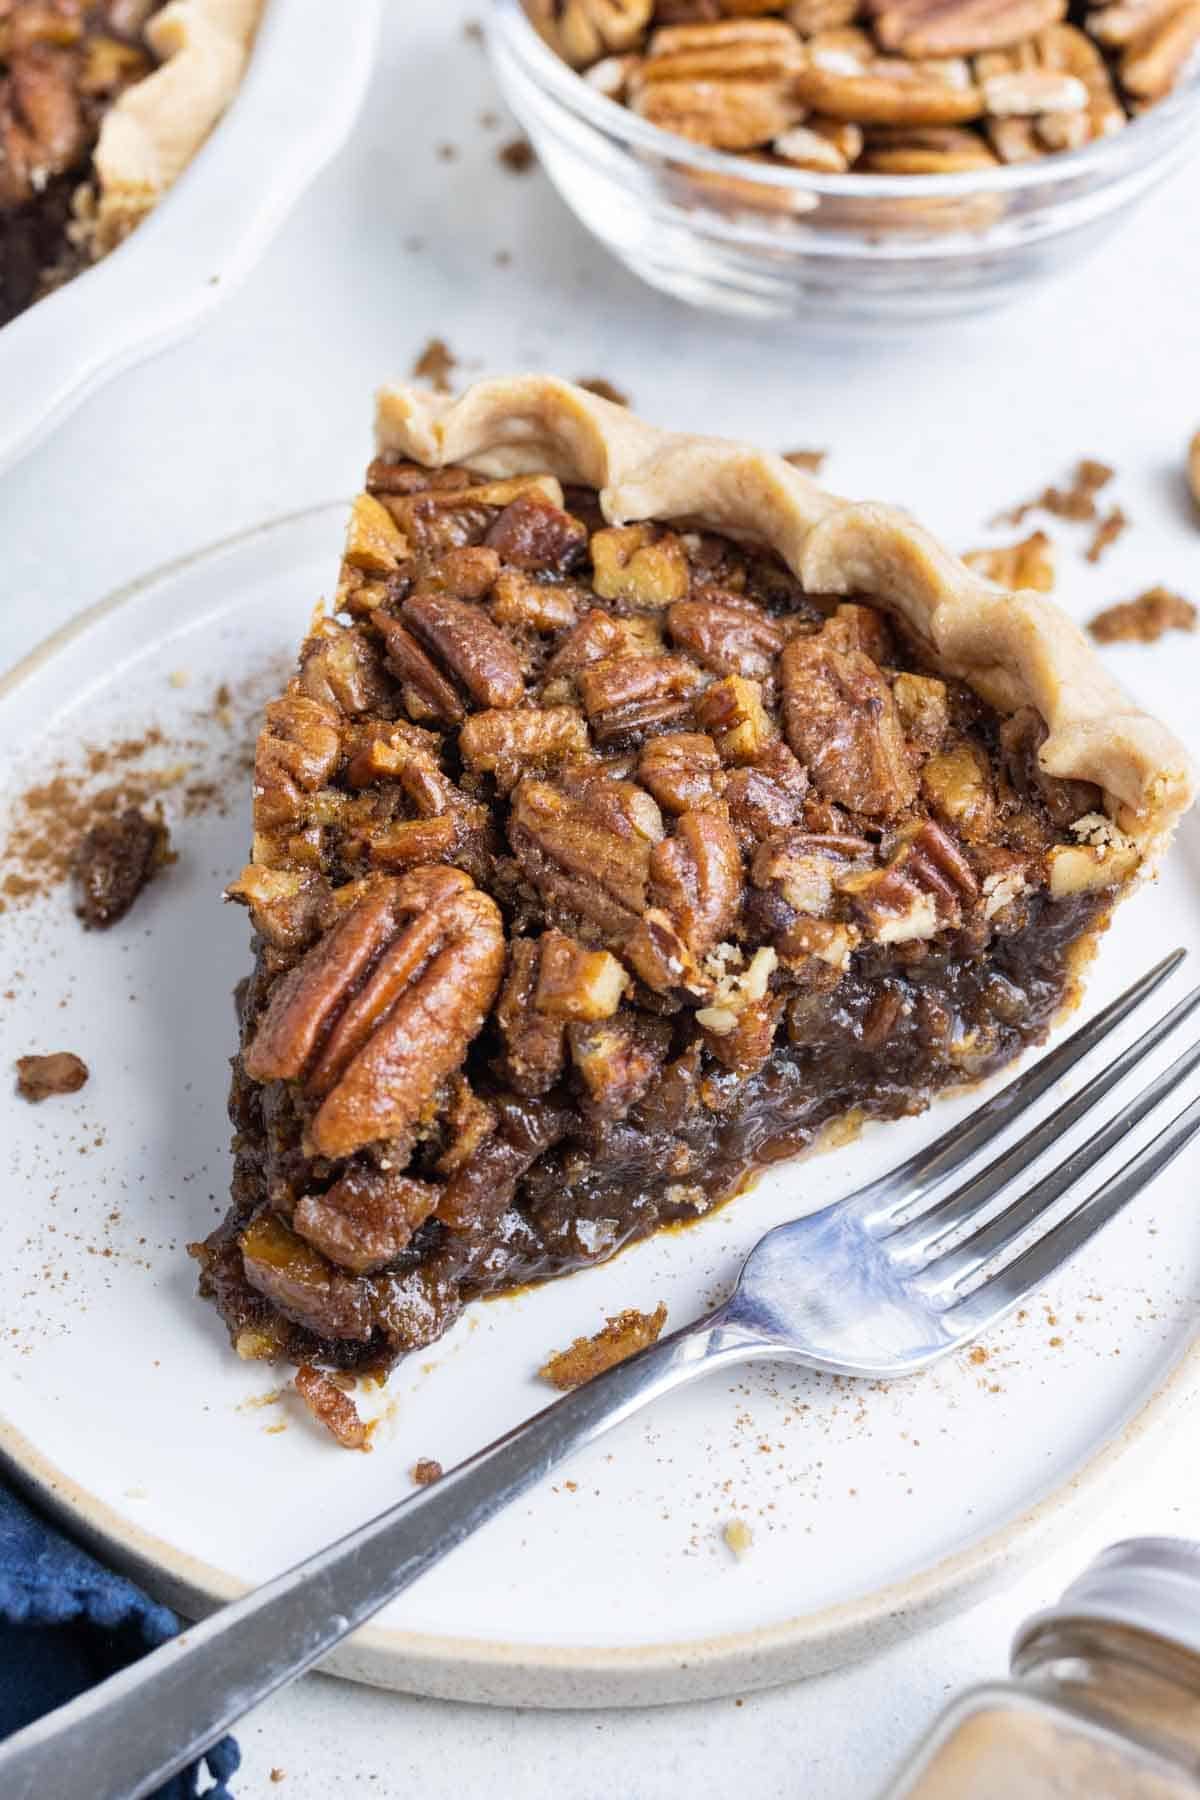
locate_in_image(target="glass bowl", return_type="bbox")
[488,0,1200,325]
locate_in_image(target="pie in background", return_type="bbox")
[1,0,263,327]
[193,377,1194,1378]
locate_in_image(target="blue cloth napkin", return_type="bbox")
[0,1480,239,1798]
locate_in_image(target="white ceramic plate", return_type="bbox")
[2,507,1199,1708]
[0,0,381,477]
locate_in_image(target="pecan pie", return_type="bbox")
[0,0,262,327]
[193,377,1194,1379]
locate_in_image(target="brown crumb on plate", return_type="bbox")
[498,136,536,173]
[723,1518,753,1559]
[782,449,827,475]
[294,1365,373,1451]
[270,1772,286,1786]
[576,377,630,407]
[994,458,1114,527]
[539,1303,668,1390]
[73,807,172,928]
[963,529,1054,592]
[463,17,483,43]
[1189,431,1200,511]
[1085,506,1128,564]
[411,337,458,395]
[16,1051,89,1103]
[411,1458,443,1486]
[1089,587,1197,644]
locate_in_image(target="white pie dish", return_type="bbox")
[0,0,382,478]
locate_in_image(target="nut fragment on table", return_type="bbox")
[530,0,1195,173]
[1089,586,1197,642]
[539,1302,669,1388]
[1189,429,1200,512]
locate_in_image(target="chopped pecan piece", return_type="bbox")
[724,741,810,850]
[577,653,703,746]
[568,1013,670,1120]
[254,696,343,831]
[781,629,916,820]
[752,830,873,918]
[1047,817,1139,896]
[696,946,782,1073]
[241,1212,378,1341]
[459,705,590,789]
[647,809,743,956]
[382,475,563,555]
[892,672,950,758]
[539,1303,668,1389]
[295,1364,372,1451]
[840,820,978,941]
[535,928,630,1019]
[491,570,581,633]
[666,592,784,679]
[293,1166,440,1274]
[921,743,996,841]
[300,620,394,715]
[508,777,661,940]
[590,525,690,607]
[484,491,589,572]
[694,674,775,763]
[1089,587,1197,644]
[825,602,893,665]
[244,867,505,1159]
[637,731,726,813]
[495,937,567,1094]
[539,0,654,65]
[542,608,659,689]
[347,817,459,869]
[16,1050,89,1102]
[344,493,408,575]
[226,866,333,952]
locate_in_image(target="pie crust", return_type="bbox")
[378,375,1195,861]
[90,0,264,253]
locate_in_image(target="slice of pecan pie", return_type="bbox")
[193,377,1194,1377]
[0,0,262,327]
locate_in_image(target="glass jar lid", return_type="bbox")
[1014,1539,1200,1667]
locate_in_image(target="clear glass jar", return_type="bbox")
[885,1540,1200,1799]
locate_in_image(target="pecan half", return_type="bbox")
[400,591,525,710]
[781,630,916,820]
[244,867,505,1159]
[666,592,784,679]
[629,18,808,148]
[724,741,810,849]
[868,0,1067,57]
[508,776,662,942]
[254,696,342,833]
[299,620,394,716]
[491,570,581,633]
[646,809,743,956]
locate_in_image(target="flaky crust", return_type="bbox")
[376,375,1194,860]
[89,0,264,255]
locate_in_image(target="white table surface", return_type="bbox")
[4,1,1200,1793]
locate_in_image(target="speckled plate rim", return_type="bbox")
[1,507,1197,1710]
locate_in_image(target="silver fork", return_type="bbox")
[5,950,1200,1800]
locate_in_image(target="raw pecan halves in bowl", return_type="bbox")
[489,0,1200,318]
[192,377,1193,1386]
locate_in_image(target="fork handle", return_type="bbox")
[0,1309,769,1800]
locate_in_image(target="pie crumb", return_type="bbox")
[1085,506,1128,565]
[294,1365,373,1451]
[1189,431,1200,512]
[723,1518,753,1559]
[411,1458,443,1486]
[270,1773,286,1786]
[16,1051,89,1103]
[1089,587,1197,644]
[576,377,630,407]
[539,1303,668,1390]
[993,458,1114,528]
[411,337,458,395]
[498,137,536,173]
[782,449,827,475]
